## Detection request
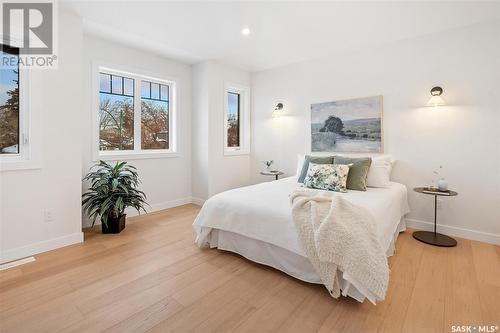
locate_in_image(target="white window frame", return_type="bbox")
[0,36,40,172]
[92,63,179,161]
[223,82,250,156]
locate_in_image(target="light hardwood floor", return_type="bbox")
[1,204,498,332]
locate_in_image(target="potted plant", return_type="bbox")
[264,160,274,170]
[82,161,148,234]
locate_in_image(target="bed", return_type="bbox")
[193,176,410,303]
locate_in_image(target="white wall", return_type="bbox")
[0,9,84,262]
[191,63,209,200]
[192,61,252,200]
[251,21,500,242]
[81,36,193,227]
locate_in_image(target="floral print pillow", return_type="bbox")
[303,163,350,193]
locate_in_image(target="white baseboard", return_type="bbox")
[83,196,203,228]
[3,196,204,264]
[406,218,500,245]
[127,197,194,217]
[0,232,84,264]
[0,257,36,270]
[191,197,206,206]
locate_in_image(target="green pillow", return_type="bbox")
[334,156,372,191]
[298,155,334,183]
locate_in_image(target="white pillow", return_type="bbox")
[296,154,305,176]
[367,155,393,188]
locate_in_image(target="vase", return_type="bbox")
[102,214,126,234]
[438,178,448,191]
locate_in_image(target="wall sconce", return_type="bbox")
[426,86,446,107]
[272,103,284,117]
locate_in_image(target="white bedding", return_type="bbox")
[193,176,410,302]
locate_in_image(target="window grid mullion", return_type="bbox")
[133,77,141,152]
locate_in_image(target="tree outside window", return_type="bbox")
[0,48,20,154]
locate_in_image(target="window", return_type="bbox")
[140,80,169,150]
[0,43,35,171]
[94,65,176,160]
[0,45,20,155]
[227,92,240,148]
[224,83,250,155]
[99,73,135,151]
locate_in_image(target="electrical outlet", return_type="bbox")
[44,209,54,222]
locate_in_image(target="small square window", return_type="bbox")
[160,85,168,101]
[123,78,134,96]
[111,75,122,94]
[141,81,150,99]
[99,73,111,93]
[151,83,160,100]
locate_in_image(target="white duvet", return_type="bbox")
[194,176,410,258]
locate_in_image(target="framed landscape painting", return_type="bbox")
[311,96,383,153]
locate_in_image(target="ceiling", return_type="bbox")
[63,1,500,72]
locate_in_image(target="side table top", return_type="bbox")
[260,171,284,176]
[414,187,458,196]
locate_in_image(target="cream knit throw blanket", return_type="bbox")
[290,190,389,301]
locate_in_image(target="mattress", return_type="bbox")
[193,176,410,303]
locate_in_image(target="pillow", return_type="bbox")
[297,155,334,183]
[334,156,372,191]
[296,154,305,177]
[303,163,350,193]
[367,155,392,188]
[390,159,397,176]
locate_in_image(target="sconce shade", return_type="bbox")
[272,103,284,117]
[426,86,446,107]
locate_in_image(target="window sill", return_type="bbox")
[0,159,42,172]
[95,151,180,162]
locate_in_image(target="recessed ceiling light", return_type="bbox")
[241,28,251,36]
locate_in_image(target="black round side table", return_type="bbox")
[412,187,458,247]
